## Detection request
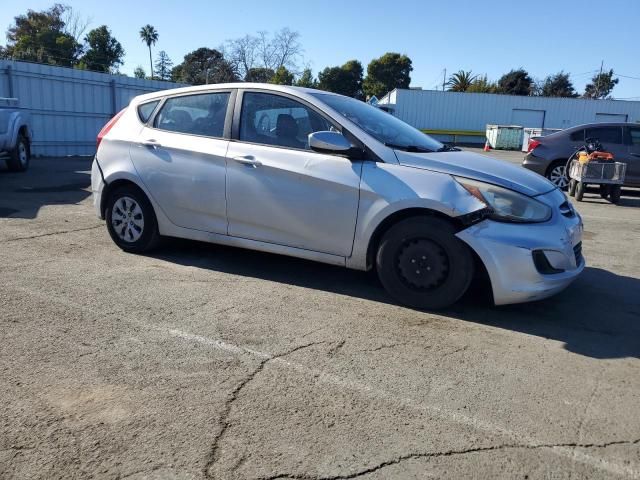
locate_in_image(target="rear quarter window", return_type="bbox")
[569,130,584,142]
[137,100,160,123]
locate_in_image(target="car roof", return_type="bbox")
[567,122,637,130]
[132,83,339,104]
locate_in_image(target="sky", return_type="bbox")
[2,0,640,99]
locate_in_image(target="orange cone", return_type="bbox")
[483,141,491,152]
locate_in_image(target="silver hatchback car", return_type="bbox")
[91,84,584,309]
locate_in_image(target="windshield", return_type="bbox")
[312,93,444,152]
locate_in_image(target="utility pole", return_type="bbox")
[442,68,446,91]
[596,60,603,98]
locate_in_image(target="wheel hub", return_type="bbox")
[396,239,449,290]
[549,165,568,188]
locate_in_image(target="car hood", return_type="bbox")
[395,150,556,197]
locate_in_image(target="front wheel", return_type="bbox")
[568,179,577,197]
[376,217,474,310]
[105,185,160,253]
[575,182,586,202]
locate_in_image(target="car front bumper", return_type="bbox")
[91,157,105,219]
[456,189,584,306]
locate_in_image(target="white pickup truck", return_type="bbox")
[0,97,32,172]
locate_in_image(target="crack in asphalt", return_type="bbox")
[203,341,325,479]
[326,339,346,357]
[256,438,640,480]
[4,225,102,242]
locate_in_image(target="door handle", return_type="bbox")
[141,139,162,148]
[232,155,262,167]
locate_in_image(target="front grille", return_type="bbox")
[573,242,583,265]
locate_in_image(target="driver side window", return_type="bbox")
[239,92,334,150]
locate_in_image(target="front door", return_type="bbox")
[131,91,231,234]
[226,91,362,257]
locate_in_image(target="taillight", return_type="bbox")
[527,139,541,153]
[97,108,126,150]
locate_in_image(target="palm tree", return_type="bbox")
[446,70,477,92]
[139,25,159,80]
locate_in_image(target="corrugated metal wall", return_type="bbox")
[0,60,185,156]
[381,89,640,144]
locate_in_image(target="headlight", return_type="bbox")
[454,177,552,223]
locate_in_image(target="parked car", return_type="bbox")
[0,97,32,172]
[91,84,584,310]
[523,123,640,188]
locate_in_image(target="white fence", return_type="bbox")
[0,60,185,156]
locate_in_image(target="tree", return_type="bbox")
[172,47,238,85]
[584,69,619,99]
[363,53,412,98]
[540,72,577,97]
[467,75,498,93]
[225,28,303,79]
[317,60,364,99]
[79,26,124,73]
[139,24,158,79]
[4,4,82,66]
[270,66,294,85]
[295,68,316,88]
[497,69,533,96]
[446,70,476,92]
[245,67,275,83]
[154,50,173,81]
[134,66,146,79]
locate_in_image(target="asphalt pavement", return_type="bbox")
[1,152,639,479]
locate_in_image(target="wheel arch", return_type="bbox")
[101,178,150,219]
[365,207,477,272]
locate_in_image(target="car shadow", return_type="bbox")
[150,239,640,360]
[0,157,92,219]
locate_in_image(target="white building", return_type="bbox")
[378,88,640,145]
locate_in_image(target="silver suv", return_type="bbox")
[523,123,640,188]
[91,84,584,309]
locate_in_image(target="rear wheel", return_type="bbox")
[6,134,30,172]
[546,161,568,189]
[575,181,586,202]
[376,217,474,310]
[599,185,610,199]
[609,185,621,204]
[105,185,160,253]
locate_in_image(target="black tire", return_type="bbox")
[568,179,577,197]
[105,185,160,253]
[575,181,585,202]
[609,185,621,204]
[599,185,610,199]
[6,134,30,172]
[376,216,474,310]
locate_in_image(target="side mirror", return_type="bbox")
[309,131,354,156]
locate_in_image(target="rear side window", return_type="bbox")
[137,100,159,123]
[569,129,584,142]
[585,126,622,144]
[154,92,230,137]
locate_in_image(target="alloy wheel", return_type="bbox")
[548,165,568,188]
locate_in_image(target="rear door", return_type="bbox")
[132,90,233,234]
[624,126,640,186]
